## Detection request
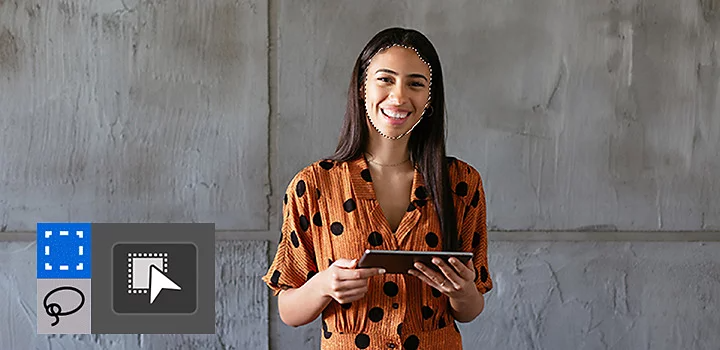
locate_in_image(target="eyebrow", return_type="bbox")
[375,68,429,82]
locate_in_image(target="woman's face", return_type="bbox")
[363,46,432,138]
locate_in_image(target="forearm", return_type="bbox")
[278,277,332,327]
[449,287,484,323]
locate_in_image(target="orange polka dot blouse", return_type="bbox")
[262,155,492,350]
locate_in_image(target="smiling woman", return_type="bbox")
[262,27,492,350]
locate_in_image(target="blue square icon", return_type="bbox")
[37,223,92,279]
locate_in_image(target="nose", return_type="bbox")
[388,84,409,104]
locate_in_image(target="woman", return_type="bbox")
[262,27,492,350]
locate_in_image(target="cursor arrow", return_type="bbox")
[149,264,181,304]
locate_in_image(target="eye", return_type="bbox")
[377,77,392,83]
[410,81,425,88]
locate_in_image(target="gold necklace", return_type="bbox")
[365,153,411,167]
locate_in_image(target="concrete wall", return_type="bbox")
[1,0,718,349]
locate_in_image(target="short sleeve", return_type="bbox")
[261,170,319,296]
[458,171,493,294]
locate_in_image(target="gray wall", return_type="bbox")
[1,0,718,349]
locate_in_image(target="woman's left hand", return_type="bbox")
[408,257,477,299]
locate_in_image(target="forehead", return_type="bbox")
[367,46,431,77]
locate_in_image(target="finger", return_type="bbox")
[336,267,385,281]
[413,262,446,285]
[431,258,463,288]
[408,268,442,290]
[336,288,369,304]
[448,257,475,281]
[332,279,369,292]
[334,283,369,299]
[332,258,357,269]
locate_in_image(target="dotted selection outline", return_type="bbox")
[127,252,168,294]
[42,229,87,271]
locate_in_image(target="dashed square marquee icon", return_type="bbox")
[37,223,215,334]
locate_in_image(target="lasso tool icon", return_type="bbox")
[43,286,85,326]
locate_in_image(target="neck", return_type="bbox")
[365,128,411,166]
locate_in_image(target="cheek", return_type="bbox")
[365,87,387,105]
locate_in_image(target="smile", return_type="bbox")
[381,109,411,119]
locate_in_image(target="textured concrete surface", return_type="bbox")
[0,240,268,349]
[0,0,269,231]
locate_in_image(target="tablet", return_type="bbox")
[357,249,473,274]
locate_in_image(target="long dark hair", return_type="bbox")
[328,27,458,252]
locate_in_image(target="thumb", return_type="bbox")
[332,258,358,269]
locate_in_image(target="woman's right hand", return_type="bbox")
[317,259,385,304]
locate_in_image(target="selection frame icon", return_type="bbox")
[112,242,198,314]
[36,222,214,335]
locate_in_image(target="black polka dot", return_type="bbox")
[343,198,357,212]
[383,282,399,297]
[316,188,321,199]
[425,232,438,248]
[455,182,469,196]
[290,230,300,248]
[368,307,384,322]
[296,180,306,197]
[360,169,372,182]
[320,160,334,170]
[354,333,370,349]
[406,202,416,212]
[480,266,489,282]
[368,231,383,247]
[392,303,399,309]
[421,306,434,319]
[283,193,288,205]
[403,335,420,350]
[322,320,332,339]
[431,287,442,298]
[472,232,481,248]
[439,318,447,329]
[415,186,428,200]
[470,189,480,207]
[331,222,344,236]
[307,270,316,281]
[341,302,352,309]
[313,212,322,226]
[270,270,281,285]
[414,199,427,207]
[299,215,310,232]
[397,323,403,336]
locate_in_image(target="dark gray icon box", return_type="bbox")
[91,223,215,334]
[112,243,197,314]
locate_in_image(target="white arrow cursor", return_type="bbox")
[149,264,181,304]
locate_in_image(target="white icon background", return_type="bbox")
[132,258,164,289]
[127,253,168,294]
[125,252,182,303]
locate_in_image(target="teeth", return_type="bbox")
[381,109,411,119]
